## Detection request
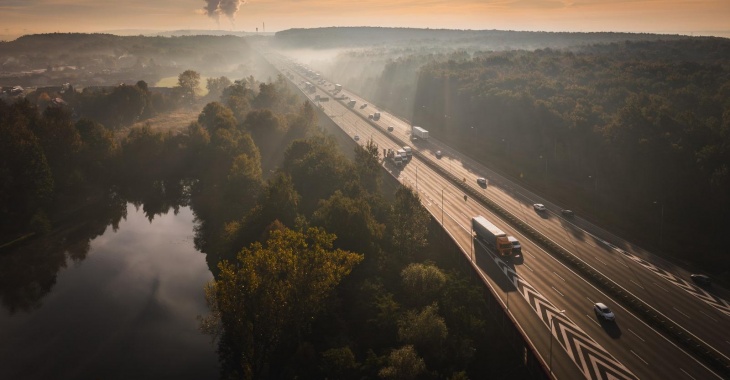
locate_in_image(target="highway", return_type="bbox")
[266,53,728,380]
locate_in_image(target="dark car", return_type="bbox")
[435,150,442,158]
[561,209,574,217]
[387,126,394,132]
[690,274,711,286]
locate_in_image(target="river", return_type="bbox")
[0,203,219,379]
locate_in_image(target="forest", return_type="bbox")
[0,33,255,87]
[292,30,730,281]
[1,62,530,378]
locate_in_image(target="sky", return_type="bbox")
[1,0,729,40]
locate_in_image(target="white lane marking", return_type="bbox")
[616,258,629,268]
[699,311,718,322]
[628,328,645,342]
[587,315,600,327]
[654,282,670,292]
[680,368,697,380]
[526,251,535,259]
[553,272,566,282]
[630,350,649,365]
[551,286,565,297]
[630,279,645,289]
[523,264,534,272]
[673,307,691,319]
[586,296,594,304]
[595,256,608,265]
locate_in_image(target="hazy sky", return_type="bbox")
[1,0,728,39]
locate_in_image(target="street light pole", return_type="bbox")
[549,310,566,374]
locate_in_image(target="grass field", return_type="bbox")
[155,76,209,97]
[119,107,203,137]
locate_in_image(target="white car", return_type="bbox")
[533,203,546,212]
[593,303,615,321]
[477,177,487,186]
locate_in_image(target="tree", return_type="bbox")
[379,345,426,380]
[401,262,446,306]
[311,191,384,254]
[354,138,382,193]
[206,76,232,101]
[388,186,430,263]
[198,102,237,132]
[398,304,448,363]
[200,227,363,380]
[178,69,201,100]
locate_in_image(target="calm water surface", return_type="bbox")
[0,204,218,379]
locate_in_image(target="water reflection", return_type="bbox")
[0,202,217,380]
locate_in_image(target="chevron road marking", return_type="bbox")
[613,247,730,317]
[477,240,639,380]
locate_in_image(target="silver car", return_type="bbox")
[593,303,615,321]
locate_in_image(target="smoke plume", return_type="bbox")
[203,0,246,24]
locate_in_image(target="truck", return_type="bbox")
[347,100,356,108]
[397,149,408,163]
[315,95,329,102]
[386,148,404,166]
[334,84,342,92]
[402,146,412,160]
[472,216,513,257]
[412,126,429,140]
[373,112,381,121]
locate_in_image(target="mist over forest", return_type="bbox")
[272,27,730,276]
[2,26,730,379]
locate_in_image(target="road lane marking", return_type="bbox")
[551,286,565,297]
[616,258,629,268]
[553,272,566,282]
[654,282,670,292]
[586,296,594,304]
[594,256,608,265]
[587,315,600,327]
[680,368,697,380]
[523,264,534,272]
[630,279,645,289]
[699,311,718,322]
[526,251,535,259]
[673,307,691,319]
[630,350,649,365]
[627,328,645,342]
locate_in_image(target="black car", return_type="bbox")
[561,209,574,217]
[690,274,711,286]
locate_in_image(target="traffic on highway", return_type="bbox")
[266,52,728,380]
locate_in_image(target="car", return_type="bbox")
[533,203,546,212]
[593,302,615,321]
[477,177,487,186]
[368,114,373,119]
[353,135,360,141]
[360,103,368,109]
[561,209,574,217]
[435,150,442,158]
[690,274,711,286]
[387,126,394,132]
